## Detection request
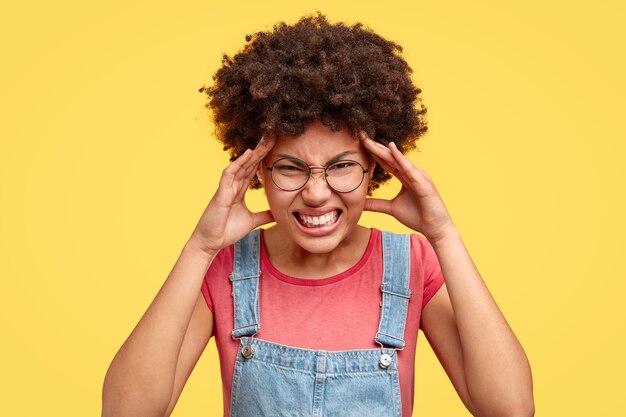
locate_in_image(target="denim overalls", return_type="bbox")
[228,229,412,417]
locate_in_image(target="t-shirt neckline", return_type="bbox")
[260,228,379,286]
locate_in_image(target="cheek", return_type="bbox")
[344,192,368,214]
[264,187,292,216]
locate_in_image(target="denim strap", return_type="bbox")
[375,231,412,349]
[230,228,262,338]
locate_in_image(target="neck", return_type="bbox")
[263,225,372,279]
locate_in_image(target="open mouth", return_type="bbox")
[294,210,341,228]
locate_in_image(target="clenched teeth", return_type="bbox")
[296,210,340,227]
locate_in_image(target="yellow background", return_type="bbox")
[1,1,624,415]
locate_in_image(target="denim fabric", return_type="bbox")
[375,232,412,349]
[229,229,411,417]
[230,229,262,338]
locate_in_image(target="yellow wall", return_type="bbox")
[1,1,624,415]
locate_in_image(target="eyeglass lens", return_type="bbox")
[270,158,365,192]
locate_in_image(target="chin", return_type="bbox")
[290,223,363,256]
[287,210,355,253]
[292,235,346,254]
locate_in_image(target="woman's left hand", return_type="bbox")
[359,132,457,244]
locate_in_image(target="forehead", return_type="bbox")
[269,121,366,162]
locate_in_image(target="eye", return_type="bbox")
[273,159,308,176]
[327,161,360,175]
[331,161,357,170]
[276,164,300,171]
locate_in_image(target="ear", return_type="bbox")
[367,158,377,179]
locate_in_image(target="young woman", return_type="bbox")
[102,13,534,417]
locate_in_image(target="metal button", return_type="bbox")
[241,344,254,359]
[379,353,392,368]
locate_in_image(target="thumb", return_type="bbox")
[364,198,392,215]
[251,210,275,228]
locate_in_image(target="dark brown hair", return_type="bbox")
[200,12,427,193]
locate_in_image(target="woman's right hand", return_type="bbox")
[189,135,276,257]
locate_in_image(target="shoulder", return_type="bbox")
[201,242,237,311]
[377,228,444,296]
[206,228,268,278]
[376,229,434,262]
[410,233,437,264]
[205,243,235,282]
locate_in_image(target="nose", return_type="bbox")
[301,169,332,205]
[309,167,326,181]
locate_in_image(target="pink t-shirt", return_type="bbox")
[201,228,445,417]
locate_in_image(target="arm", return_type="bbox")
[360,134,534,417]
[101,242,215,417]
[421,237,534,417]
[163,291,215,417]
[101,135,276,417]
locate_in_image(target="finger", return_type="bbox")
[222,148,253,179]
[367,148,413,187]
[359,131,390,153]
[241,148,270,185]
[233,177,251,202]
[227,136,275,179]
[246,136,276,187]
[361,135,434,196]
[217,151,252,197]
[232,147,273,189]
[231,137,275,183]
[241,155,263,179]
[369,153,402,182]
[232,163,260,201]
[388,142,432,193]
[248,135,276,163]
[251,210,275,228]
[255,134,275,150]
[358,133,414,187]
[226,147,273,203]
[214,149,257,200]
[415,166,433,182]
[363,198,393,215]
[360,136,397,170]
[359,133,405,174]
[237,154,271,199]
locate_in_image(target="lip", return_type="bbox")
[292,209,343,236]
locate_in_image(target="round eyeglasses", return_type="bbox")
[266,157,369,193]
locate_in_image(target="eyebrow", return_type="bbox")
[273,151,359,165]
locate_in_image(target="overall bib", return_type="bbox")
[229,229,412,417]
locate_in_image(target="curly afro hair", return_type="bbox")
[200,12,427,193]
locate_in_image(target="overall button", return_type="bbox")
[379,353,392,368]
[241,344,254,359]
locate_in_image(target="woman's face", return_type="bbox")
[259,121,375,254]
